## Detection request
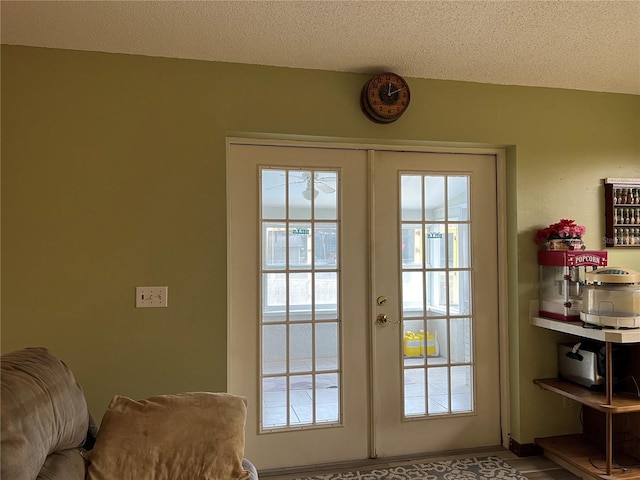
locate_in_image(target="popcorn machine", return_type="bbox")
[538,250,608,321]
[581,267,640,328]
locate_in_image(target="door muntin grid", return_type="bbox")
[400,174,474,418]
[259,167,342,432]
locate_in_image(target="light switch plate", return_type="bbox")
[136,286,168,308]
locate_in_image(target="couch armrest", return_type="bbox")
[242,458,259,480]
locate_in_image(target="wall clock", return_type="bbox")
[361,72,411,123]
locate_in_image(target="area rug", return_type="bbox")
[293,456,528,480]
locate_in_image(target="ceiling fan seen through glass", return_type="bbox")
[268,171,336,202]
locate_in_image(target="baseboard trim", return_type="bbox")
[509,438,542,457]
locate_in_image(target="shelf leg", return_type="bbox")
[606,341,613,476]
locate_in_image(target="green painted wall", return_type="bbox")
[2,45,639,448]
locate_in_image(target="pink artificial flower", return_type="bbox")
[534,219,586,244]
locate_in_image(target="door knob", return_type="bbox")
[376,314,388,325]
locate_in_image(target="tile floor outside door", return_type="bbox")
[262,355,472,428]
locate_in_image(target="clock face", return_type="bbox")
[361,72,411,123]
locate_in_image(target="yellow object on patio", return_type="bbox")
[425,331,438,357]
[403,331,424,357]
[403,330,439,357]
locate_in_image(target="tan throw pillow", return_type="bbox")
[86,392,251,480]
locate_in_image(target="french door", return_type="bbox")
[371,150,501,457]
[228,140,503,470]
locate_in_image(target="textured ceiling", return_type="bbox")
[2,0,639,94]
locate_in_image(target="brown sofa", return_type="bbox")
[1,347,258,480]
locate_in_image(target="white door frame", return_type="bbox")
[226,136,511,457]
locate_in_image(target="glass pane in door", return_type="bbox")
[400,173,474,418]
[259,167,341,431]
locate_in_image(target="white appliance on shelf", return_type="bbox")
[581,267,640,329]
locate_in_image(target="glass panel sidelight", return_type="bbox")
[259,167,341,431]
[401,173,473,418]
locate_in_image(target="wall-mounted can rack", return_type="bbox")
[604,178,640,248]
